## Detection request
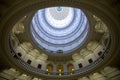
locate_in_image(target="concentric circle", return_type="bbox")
[31,7,89,54]
[45,7,74,28]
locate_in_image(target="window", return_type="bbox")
[57,64,64,73]
[98,51,102,56]
[67,63,74,72]
[57,50,63,54]
[46,64,53,72]
[27,60,32,64]
[13,54,18,59]
[18,53,22,57]
[38,64,42,69]
[88,59,93,63]
[78,63,83,68]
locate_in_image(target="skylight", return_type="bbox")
[31,7,89,54]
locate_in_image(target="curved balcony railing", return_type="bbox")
[8,35,111,78]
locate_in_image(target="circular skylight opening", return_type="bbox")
[31,6,89,54]
[45,7,74,28]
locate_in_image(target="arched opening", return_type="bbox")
[37,64,42,69]
[78,63,83,68]
[17,52,22,57]
[46,64,53,73]
[88,59,93,63]
[67,63,74,73]
[57,64,64,74]
[27,59,32,64]
[98,51,102,56]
